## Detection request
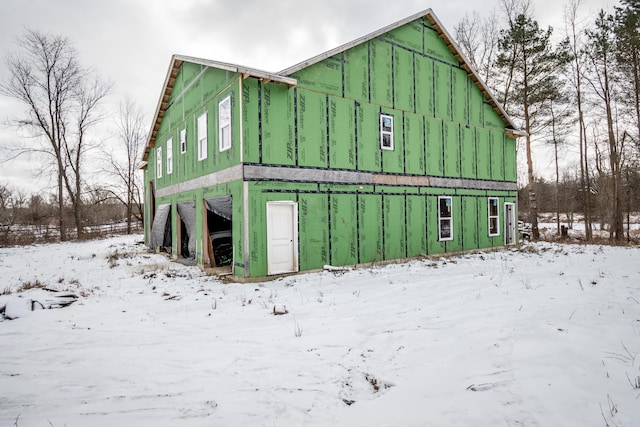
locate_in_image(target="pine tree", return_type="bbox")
[496,13,572,240]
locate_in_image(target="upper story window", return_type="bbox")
[219,95,232,152]
[180,128,187,154]
[380,114,394,150]
[488,197,500,236]
[197,111,208,161]
[166,138,173,175]
[156,146,162,179]
[438,196,453,241]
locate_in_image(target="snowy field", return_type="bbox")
[1,235,639,426]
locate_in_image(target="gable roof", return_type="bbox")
[142,55,297,162]
[143,9,522,162]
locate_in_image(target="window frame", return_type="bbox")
[166,138,173,175]
[380,113,394,150]
[156,146,162,179]
[180,128,187,154]
[219,95,232,152]
[438,196,453,241]
[197,111,208,161]
[488,197,500,237]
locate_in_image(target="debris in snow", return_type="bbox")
[1,288,78,320]
[273,305,288,315]
[323,265,352,272]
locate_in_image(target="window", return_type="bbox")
[197,111,208,161]
[488,197,500,236]
[156,146,162,179]
[380,114,394,150]
[219,95,232,152]
[438,196,453,241]
[180,129,187,154]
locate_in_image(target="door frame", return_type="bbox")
[504,202,516,245]
[266,201,299,275]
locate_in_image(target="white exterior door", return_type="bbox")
[504,203,516,245]
[267,201,298,275]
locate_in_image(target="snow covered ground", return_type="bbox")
[1,235,639,426]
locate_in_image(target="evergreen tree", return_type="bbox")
[496,13,572,240]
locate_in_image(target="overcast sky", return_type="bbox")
[0,0,613,194]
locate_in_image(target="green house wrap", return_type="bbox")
[141,9,523,280]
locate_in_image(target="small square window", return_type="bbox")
[438,196,453,241]
[380,114,394,150]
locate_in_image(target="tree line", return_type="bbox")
[0,30,146,242]
[455,0,640,242]
[2,1,640,245]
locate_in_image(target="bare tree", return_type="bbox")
[103,97,145,234]
[564,0,594,240]
[0,29,111,240]
[454,10,501,89]
[584,11,626,241]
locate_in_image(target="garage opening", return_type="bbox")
[176,201,197,259]
[150,203,172,253]
[204,196,232,268]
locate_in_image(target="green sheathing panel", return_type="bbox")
[469,84,484,127]
[393,46,415,112]
[298,90,328,168]
[261,84,295,166]
[291,57,343,97]
[424,26,458,65]
[452,67,468,124]
[415,55,434,116]
[299,193,330,271]
[385,21,424,53]
[426,195,445,255]
[477,196,491,249]
[358,194,383,263]
[356,102,382,172]
[244,183,516,277]
[484,103,504,130]
[476,128,492,180]
[490,129,505,181]
[448,196,464,253]
[383,194,406,260]
[404,113,426,175]
[329,96,356,170]
[154,62,241,191]
[504,137,517,182]
[344,43,369,100]
[242,78,260,164]
[434,62,452,120]
[406,195,427,257]
[461,195,479,251]
[460,125,477,179]
[425,117,444,176]
[369,39,393,108]
[330,193,358,266]
[381,109,404,174]
[443,122,461,177]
